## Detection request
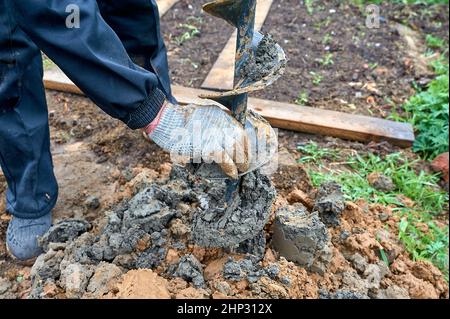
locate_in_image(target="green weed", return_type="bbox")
[295,91,310,105]
[393,58,449,160]
[297,141,340,165]
[310,71,323,85]
[426,34,447,50]
[174,24,201,45]
[319,53,335,66]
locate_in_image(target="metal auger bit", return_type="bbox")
[198,0,286,202]
[201,1,287,108]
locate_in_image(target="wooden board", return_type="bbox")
[201,0,274,91]
[156,0,180,16]
[43,66,415,147]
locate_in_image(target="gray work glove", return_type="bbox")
[144,101,276,179]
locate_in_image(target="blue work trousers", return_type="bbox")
[0,0,174,218]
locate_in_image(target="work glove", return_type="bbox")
[144,101,277,179]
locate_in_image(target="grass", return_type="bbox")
[300,142,449,278]
[319,53,335,66]
[295,91,310,105]
[322,33,333,45]
[173,23,201,45]
[391,54,449,160]
[309,71,323,85]
[297,141,340,164]
[305,0,315,15]
[426,34,447,50]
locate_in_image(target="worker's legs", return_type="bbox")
[0,1,58,219]
[97,0,176,103]
[8,0,167,130]
[1,0,169,260]
[0,0,56,260]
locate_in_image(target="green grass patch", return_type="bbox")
[302,146,448,278]
[426,34,447,50]
[297,141,340,165]
[391,58,449,160]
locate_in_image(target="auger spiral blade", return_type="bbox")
[194,0,285,201]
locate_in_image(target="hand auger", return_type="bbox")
[200,0,287,201]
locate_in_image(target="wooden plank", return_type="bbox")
[201,0,274,91]
[44,67,83,95]
[173,86,415,148]
[43,66,415,147]
[156,0,180,16]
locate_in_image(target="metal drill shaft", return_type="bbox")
[231,0,256,124]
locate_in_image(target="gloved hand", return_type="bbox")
[144,101,276,179]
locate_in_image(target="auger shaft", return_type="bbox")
[231,0,257,125]
[202,0,285,200]
[225,0,257,200]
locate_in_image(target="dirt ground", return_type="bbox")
[0,1,449,299]
[164,0,449,118]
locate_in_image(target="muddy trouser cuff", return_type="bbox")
[126,87,166,130]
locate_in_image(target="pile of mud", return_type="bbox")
[21,167,448,299]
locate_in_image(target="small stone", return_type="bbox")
[60,263,94,299]
[376,285,410,299]
[165,249,180,265]
[272,204,330,273]
[349,253,368,273]
[223,258,244,281]
[170,219,190,238]
[379,213,389,222]
[264,264,280,279]
[0,277,12,295]
[84,195,100,210]
[175,255,205,288]
[320,289,369,299]
[313,182,345,227]
[280,276,291,286]
[431,152,449,183]
[340,230,350,241]
[38,219,91,251]
[214,281,232,295]
[368,172,395,192]
[86,262,123,297]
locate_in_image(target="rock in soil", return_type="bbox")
[319,290,369,299]
[20,164,448,300]
[38,219,91,251]
[367,172,395,192]
[85,262,123,298]
[272,204,331,274]
[431,152,449,184]
[173,254,205,288]
[0,277,12,295]
[313,182,345,227]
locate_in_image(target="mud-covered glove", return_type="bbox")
[144,101,252,179]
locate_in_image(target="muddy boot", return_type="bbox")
[6,213,52,262]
